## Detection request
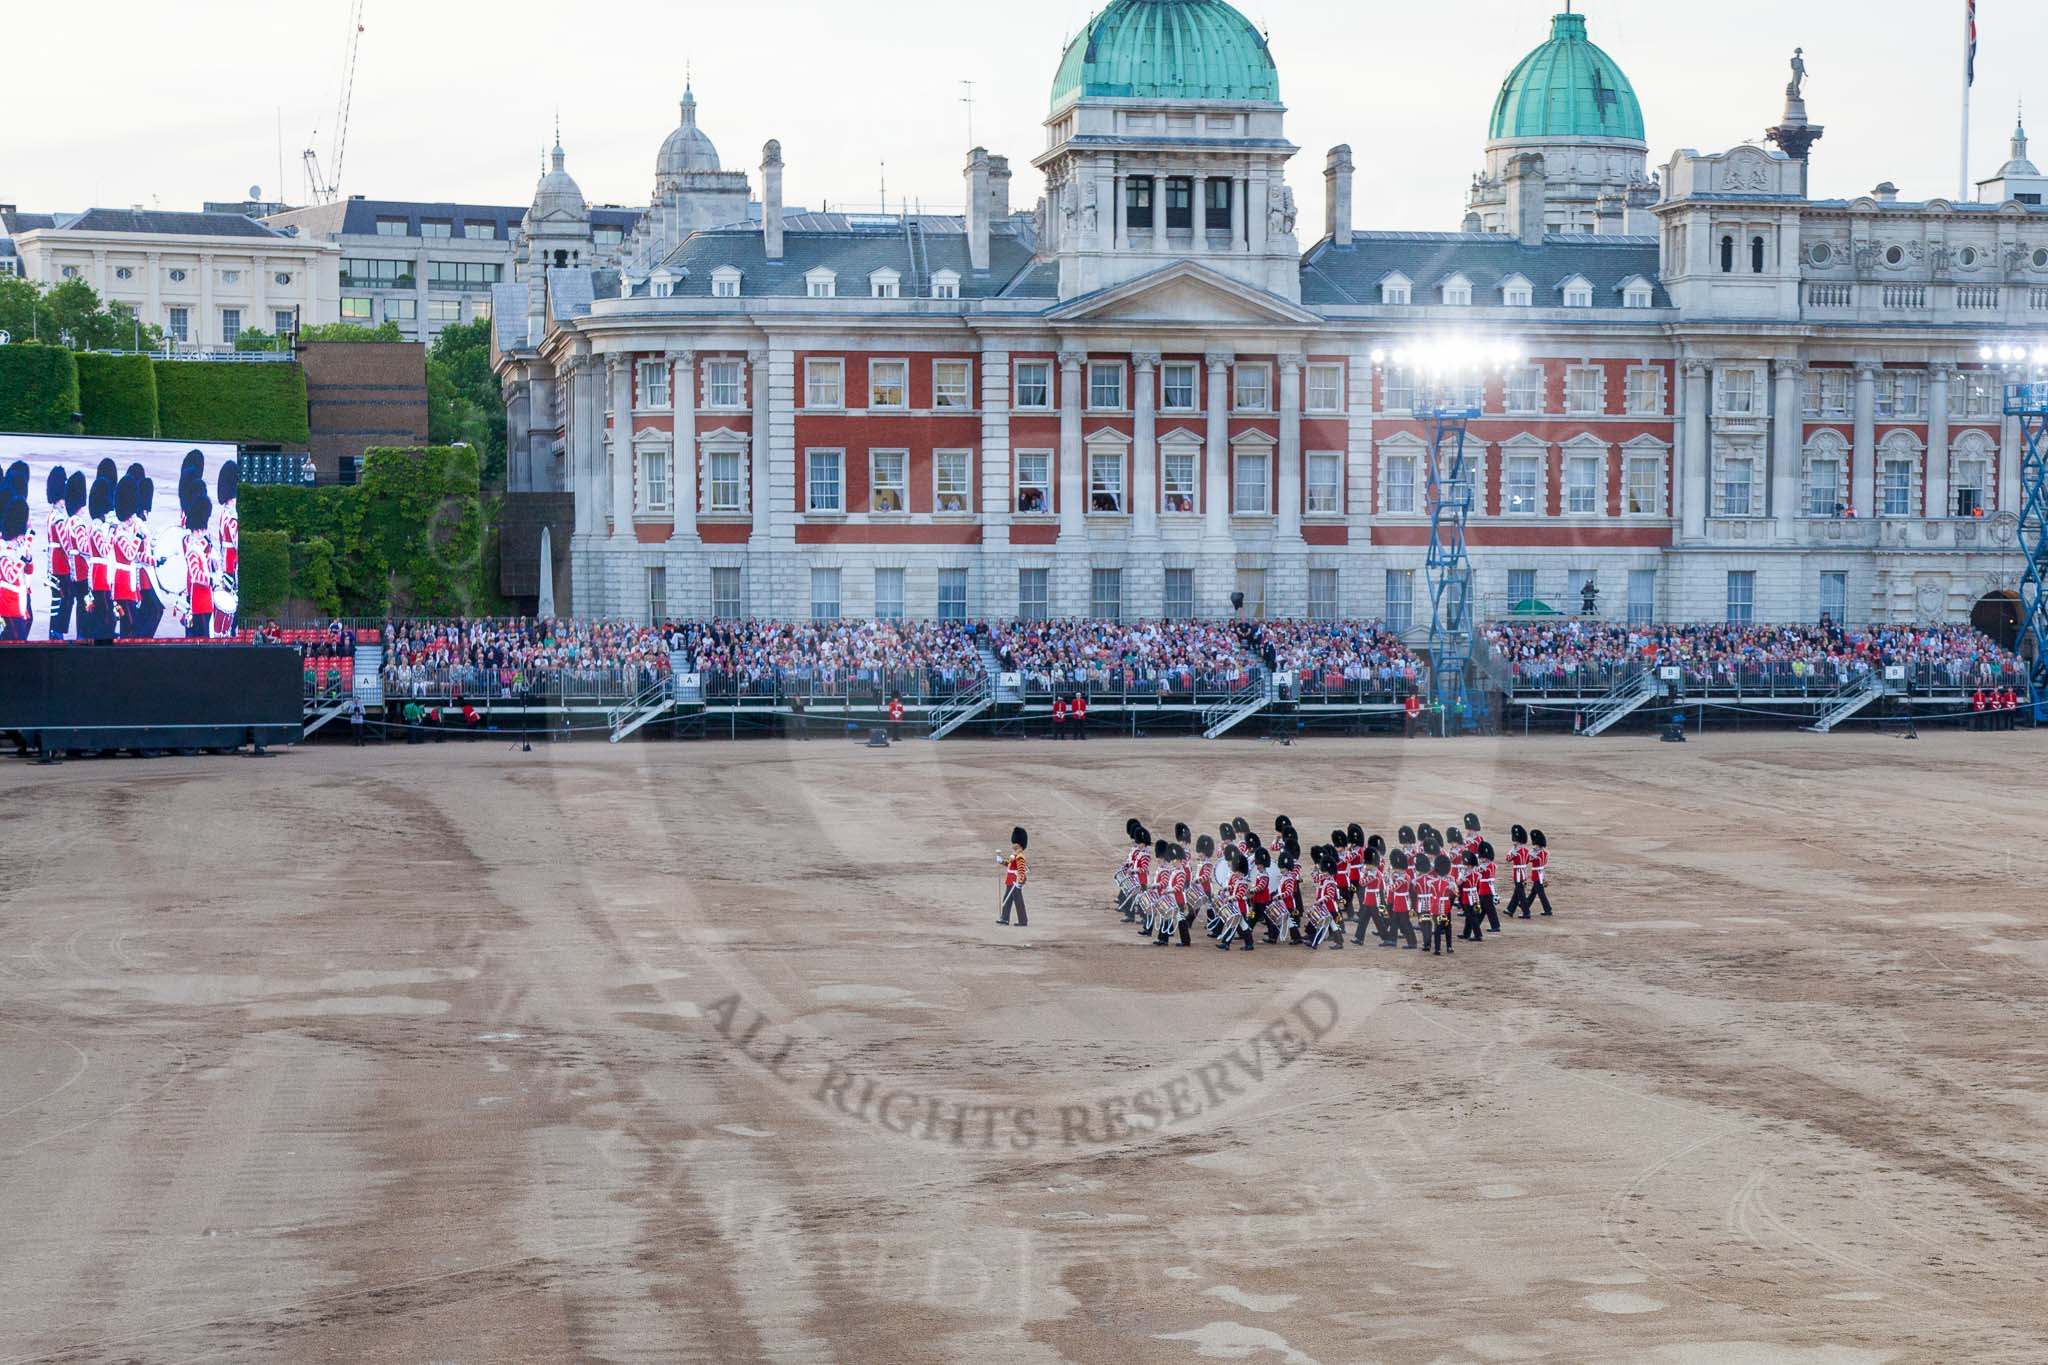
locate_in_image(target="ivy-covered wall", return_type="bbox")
[153,362,310,444]
[0,345,81,434]
[74,353,161,437]
[240,446,503,618]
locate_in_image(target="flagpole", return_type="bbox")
[1960,0,1973,201]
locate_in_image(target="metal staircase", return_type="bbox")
[926,677,994,740]
[1201,670,1274,739]
[1578,668,1660,738]
[1805,672,1886,734]
[301,695,354,737]
[982,644,1020,704]
[606,675,674,743]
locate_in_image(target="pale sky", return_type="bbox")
[7,0,2041,236]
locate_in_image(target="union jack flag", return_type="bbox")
[1967,0,1978,87]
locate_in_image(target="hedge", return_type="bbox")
[153,361,310,444]
[237,530,292,617]
[240,446,503,618]
[75,352,160,437]
[0,345,81,434]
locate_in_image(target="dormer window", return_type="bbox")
[1438,273,1473,307]
[650,270,676,299]
[1379,272,1412,306]
[1619,275,1653,309]
[869,268,901,299]
[1500,274,1533,307]
[710,266,741,298]
[1559,274,1594,308]
[805,267,836,298]
[930,269,960,299]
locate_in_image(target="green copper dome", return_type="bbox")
[1489,11,1645,144]
[1050,0,1279,112]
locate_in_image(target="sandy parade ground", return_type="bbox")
[3,730,2047,1364]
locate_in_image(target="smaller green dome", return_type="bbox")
[1050,0,1280,112]
[1489,11,1645,144]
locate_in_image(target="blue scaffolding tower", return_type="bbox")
[2007,380,2048,697]
[1422,399,1484,733]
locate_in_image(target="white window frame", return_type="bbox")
[1015,449,1053,514]
[1717,367,1762,416]
[710,266,742,298]
[636,358,671,410]
[1013,360,1053,410]
[1506,365,1544,415]
[1560,275,1594,308]
[1087,361,1127,412]
[1565,365,1605,416]
[869,268,901,299]
[1380,445,1421,515]
[1500,274,1533,307]
[1384,569,1415,632]
[1381,365,1415,414]
[1305,451,1343,515]
[1805,368,1853,418]
[1619,276,1654,309]
[1715,452,1758,518]
[1503,452,1545,517]
[806,448,845,514]
[1726,570,1756,625]
[1088,446,1126,514]
[1624,365,1665,416]
[636,437,673,515]
[1438,273,1473,307]
[1564,452,1603,515]
[932,358,973,410]
[1880,456,1915,517]
[703,357,745,410]
[1160,437,1200,514]
[930,270,961,299]
[1161,361,1200,412]
[220,308,243,344]
[1019,568,1050,621]
[869,449,910,514]
[1877,370,1925,420]
[805,268,837,298]
[869,358,909,410]
[1308,568,1339,621]
[1379,272,1412,305]
[1162,567,1195,620]
[707,444,747,514]
[874,567,906,621]
[805,358,844,409]
[1091,567,1124,622]
[1623,452,1665,517]
[1805,455,1844,518]
[1232,446,1271,516]
[933,449,973,514]
[711,566,744,620]
[166,306,190,342]
[1232,363,1271,413]
[811,567,842,621]
[1305,362,1343,414]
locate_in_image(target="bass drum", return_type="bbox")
[211,586,239,637]
[151,549,187,599]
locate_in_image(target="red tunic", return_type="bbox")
[88,519,113,592]
[184,530,214,617]
[47,511,71,578]
[1510,846,1531,884]
[0,538,27,620]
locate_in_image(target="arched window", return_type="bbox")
[1720,235,1735,273]
[1751,236,1766,273]
[552,249,568,268]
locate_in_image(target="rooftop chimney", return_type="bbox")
[988,154,1012,222]
[1506,153,1548,247]
[1324,145,1354,247]
[1873,181,1899,203]
[761,140,784,261]
[965,147,991,272]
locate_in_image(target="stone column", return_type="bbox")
[1852,362,1878,520]
[1112,171,1126,251]
[749,347,770,539]
[1132,351,1160,537]
[198,252,215,348]
[1151,169,1167,254]
[1248,176,1269,257]
[1681,359,1709,540]
[1926,362,1952,519]
[571,356,597,535]
[1278,353,1304,539]
[92,249,109,294]
[1231,175,1247,251]
[668,348,698,543]
[1772,359,1803,537]
[2000,407,2022,517]
[145,251,162,331]
[253,255,268,334]
[415,249,431,341]
[981,346,1012,549]
[1058,349,1086,539]
[1204,351,1232,535]
[610,356,634,539]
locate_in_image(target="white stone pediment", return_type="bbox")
[1047,262,1320,327]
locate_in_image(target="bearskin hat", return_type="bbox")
[1195,834,1215,856]
[180,450,205,484]
[1253,846,1271,868]
[45,466,68,507]
[1346,821,1365,844]
[1464,812,1481,831]
[1398,824,1415,844]
[1510,823,1528,843]
[1389,848,1408,870]
[1218,821,1235,842]
[1330,828,1348,849]
[1531,829,1547,848]
[1363,845,1381,866]
[124,462,144,484]
[1126,818,1144,839]
[217,460,238,506]
[1464,848,1480,865]
[1133,824,1151,845]
[1154,838,1170,859]
[2,461,25,501]
[1477,840,1494,860]
[1229,850,1249,875]
[1274,814,1294,833]
[65,472,86,515]
[1278,851,1296,872]
[88,477,112,521]
[1434,853,1452,876]
[1368,833,1386,852]
[139,477,155,516]
[1448,827,1464,846]
[1011,826,1028,849]
[1418,821,1437,839]
[1174,822,1192,844]
[94,458,117,487]
[1,494,26,541]
[1232,816,1251,836]
[114,474,138,522]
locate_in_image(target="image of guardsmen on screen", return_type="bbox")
[2,461,32,641]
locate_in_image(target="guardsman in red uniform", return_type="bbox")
[1404,691,1422,737]
[889,694,905,727]
[1117,822,1152,921]
[1528,829,1555,916]
[213,461,239,637]
[1354,845,1386,946]
[83,476,117,641]
[1071,690,1088,740]
[1457,849,1485,941]
[1382,848,1418,949]
[0,496,30,642]
[43,467,71,640]
[1507,824,1533,918]
[1051,693,1068,740]
[1217,850,1255,951]
[111,475,143,637]
[1153,842,1193,947]
[1477,840,1502,933]
[1972,689,1987,731]
[179,481,215,639]
[998,827,1029,926]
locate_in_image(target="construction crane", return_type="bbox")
[301,0,367,206]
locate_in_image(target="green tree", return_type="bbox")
[425,316,507,488]
[0,275,54,340]
[0,277,161,350]
[302,319,406,343]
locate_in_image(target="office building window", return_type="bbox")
[1565,366,1604,415]
[1308,568,1339,621]
[711,567,744,619]
[1163,568,1195,620]
[1819,571,1847,625]
[806,450,843,513]
[1306,452,1342,514]
[1306,363,1343,413]
[1726,570,1755,624]
[1384,570,1415,632]
[1162,447,1198,513]
[1803,368,1852,417]
[1088,449,1125,512]
[1232,450,1270,515]
[1162,362,1198,411]
[874,568,905,620]
[805,359,844,408]
[1232,364,1270,412]
[1014,360,1052,409]
[1015,451,1052,513]
[933,359,972,409]
[340,257,408,287]
[1507,568,1537,608]
[709,450,745,513]
[1627,569,1656,624]
[385,297,417,321]
[811,568,841,622]
[374,217,409,236]
[1019,568,1050,622]
[419,220,452,238]
[219,309,242,344]
[937,568,968,622]
[340,297,373,321]
[427,299,461,323]
[934,450,971,513]
[869,359,907,408]
[869,450,909,513]
[645,568,667,623]
[637,358,670,409]
[426,261,500,291]
[1091,568,1124,622]
[1384,453,1417,513]
[705,358,744,408]
[1565,455,1602,514]
[1504,454,1543,515]
[1088,362,1126,410]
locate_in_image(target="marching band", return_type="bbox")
[1103,810,1556,955]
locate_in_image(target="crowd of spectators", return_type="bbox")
[382,617,676,697]
[674,620,984,693]
[1485,620,2026,691]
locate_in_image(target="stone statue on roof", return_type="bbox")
[1788,48,1807,101]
